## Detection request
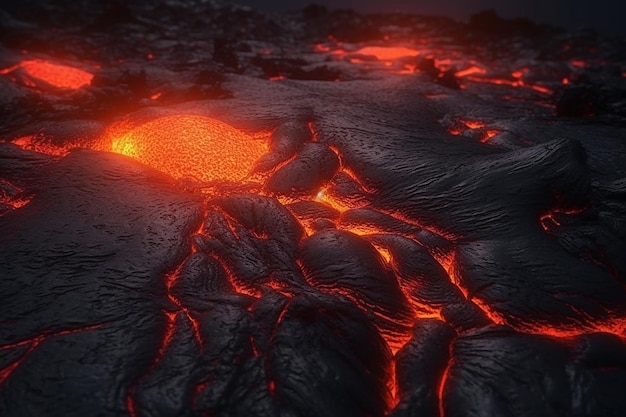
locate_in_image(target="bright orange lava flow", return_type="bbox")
[352,46,420,61]
[103,115,268,182]
[1,59,93,89]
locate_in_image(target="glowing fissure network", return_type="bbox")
[1,4,625,415]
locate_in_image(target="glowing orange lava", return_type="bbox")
[352,46,420,61]
[481,130,500,142]
[460,120,485,129]
[455,65,486,78]
[1,59,93,90]
[103,115,268,182]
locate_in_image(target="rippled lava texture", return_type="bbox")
[1,1,626,417]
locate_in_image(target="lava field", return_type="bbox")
[1,1,626,416]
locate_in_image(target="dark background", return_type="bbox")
[228,0,624,35]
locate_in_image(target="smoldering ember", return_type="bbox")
[1,1,625,416]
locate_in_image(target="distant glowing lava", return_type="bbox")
[352,46,420,61]
[105,115,268,182]
[1,59,93,90]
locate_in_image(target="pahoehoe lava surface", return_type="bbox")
[1,1,626,416]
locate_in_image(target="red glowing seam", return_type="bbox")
[0,337,42,385]
[539,206,586,232]
[436,252,510,326]
[437,352,453,417]
[269,75,285,81]
[371,243,392,264]
[191,217,207,252]
[387,358,400,410]
[0,179,33,212]
[313,43,331,53]
[307,121,318,142]
[125,308,196,417]
[511,67,529,79]
[0,323,105,384]
[445,247,626,338]
[466,75,520,87]
[341,167,376,194]
[192,380,211,406]
[385,331,413,357]
[264,278,296,298]
[481,130,500,143]
[374,209,457,242]
[126,389,138,417]
[160,311,179,355]
[249,334,260,357]
[209,254,262,298]
[530,85,552,94]
[163,257,204,349]
[455,65,486,78]
[465,75,553,95]
[570,59,586,68]
[268,379,276,395]
[274,301,290,326]
[304,279,413,354]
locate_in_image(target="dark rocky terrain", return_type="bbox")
[1,1,626,416]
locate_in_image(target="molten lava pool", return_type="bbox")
[104,115,268,183]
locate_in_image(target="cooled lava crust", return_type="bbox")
[1,1,626,417]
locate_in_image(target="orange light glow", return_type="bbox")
[372,243,392,264]
[104,115,268,183]
[314,189,350,213]
[461,120,486,129]
[466,76,552,95]
[352,46,420,61]
[530,85,552,94]
[481,130,500,142]
[1,59,93,90]
[455,65,486,78]
[12,136,71,156]
[313,43,331,53]
[466,76,520,87]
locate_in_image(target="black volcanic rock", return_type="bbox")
[1,1,626,416]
